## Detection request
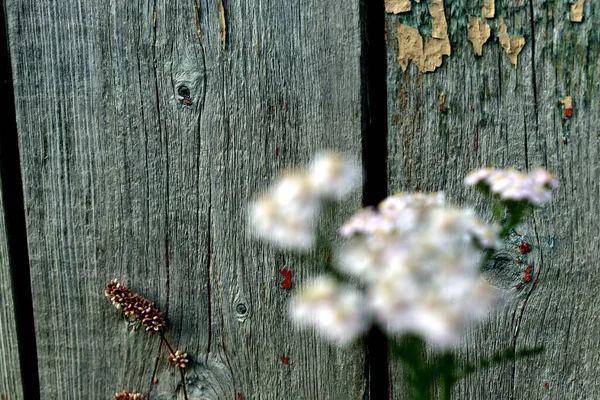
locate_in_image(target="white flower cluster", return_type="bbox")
[249,152,360,249]
[465,168,559,205]
[291,192,500,347]
[290,276,368,344]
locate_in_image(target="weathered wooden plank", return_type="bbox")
[0,193,23,399]
[6,0,365,398]
[386,0,599,398]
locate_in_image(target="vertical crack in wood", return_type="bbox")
[360,0,389,398]
[205,180,213,363]
[511,214,544,397]
[220,312,236,395]
[191,0,212,368]
[146,339,164,397]
[0,3,41,398]
[528,0,543,167]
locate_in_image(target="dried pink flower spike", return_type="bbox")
[114,390,145,400]
[104,280,166,335]
[168,350,190,368]
[105,279,131,309]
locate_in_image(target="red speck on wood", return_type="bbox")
[281,355,290,365]
[562,138,568,145]
[515,283,522,289]
[279,268,292,289]
[153,378,158,384]
[543,382,549,389]
[238,393,243,400]
[326,256,331,263]
[275,146,279,157]
[565,108,573,118]
[519,241,531,254]
[523,264,533,283]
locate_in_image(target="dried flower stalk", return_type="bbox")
[168,350,189,368]
[105,280,166,334]
[114,390,145,400]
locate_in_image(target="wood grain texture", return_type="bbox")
[0,194,23,399]
[5,0,365,398]
[386,0,599,399]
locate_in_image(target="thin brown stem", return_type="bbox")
[160,332,189,400]
[179,368,189,400]
[160,332,176,354]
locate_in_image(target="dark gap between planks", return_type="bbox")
[360,0,389,398]
[0,2,41,399]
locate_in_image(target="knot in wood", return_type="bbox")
[235,303,247,316]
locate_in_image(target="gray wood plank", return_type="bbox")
[386,0,599,399]
[0,194,23,399]
[5,0,366,398]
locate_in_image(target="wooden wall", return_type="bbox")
[386,1,599,399]
[4,0,365,398]
[0,193,22,398]
[2,0,599,399]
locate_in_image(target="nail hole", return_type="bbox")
[178,85,191,98]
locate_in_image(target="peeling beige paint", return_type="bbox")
[561,96,574,117]
[571,0,585,23]
[498,17,526,67]
[429,0,448,39]
[395,0,450,73]
[218,0,227,50]
[561,96,573,109]
[482,0,495,18]
[385,0,411,14]
[467,17,490,56]
[396,23,424,71]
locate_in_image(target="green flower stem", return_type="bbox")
[390,336,434,400]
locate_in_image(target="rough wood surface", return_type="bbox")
[386,0,599,399]
[0,194,23,399]
[5,0,365,398]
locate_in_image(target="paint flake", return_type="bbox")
[395,0,450,73]
[385,0,411,14]
[571,0,585,23]
[498,17,526,67]
[438,93,446,113]
[482,0,495,18]
[279,268,292,290]
[522,264,533,283]
[561,96,573,117]
[467,17,491,56]
[218,0,227,49]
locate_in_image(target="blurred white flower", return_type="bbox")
[465,168,559,205]
[469,218,502,249]
[290,276,368,344]
[249,152,359,249]
[339,207,395,238]
[334,192,499,347]
[249,173,319,250]
[308,152,361,199]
